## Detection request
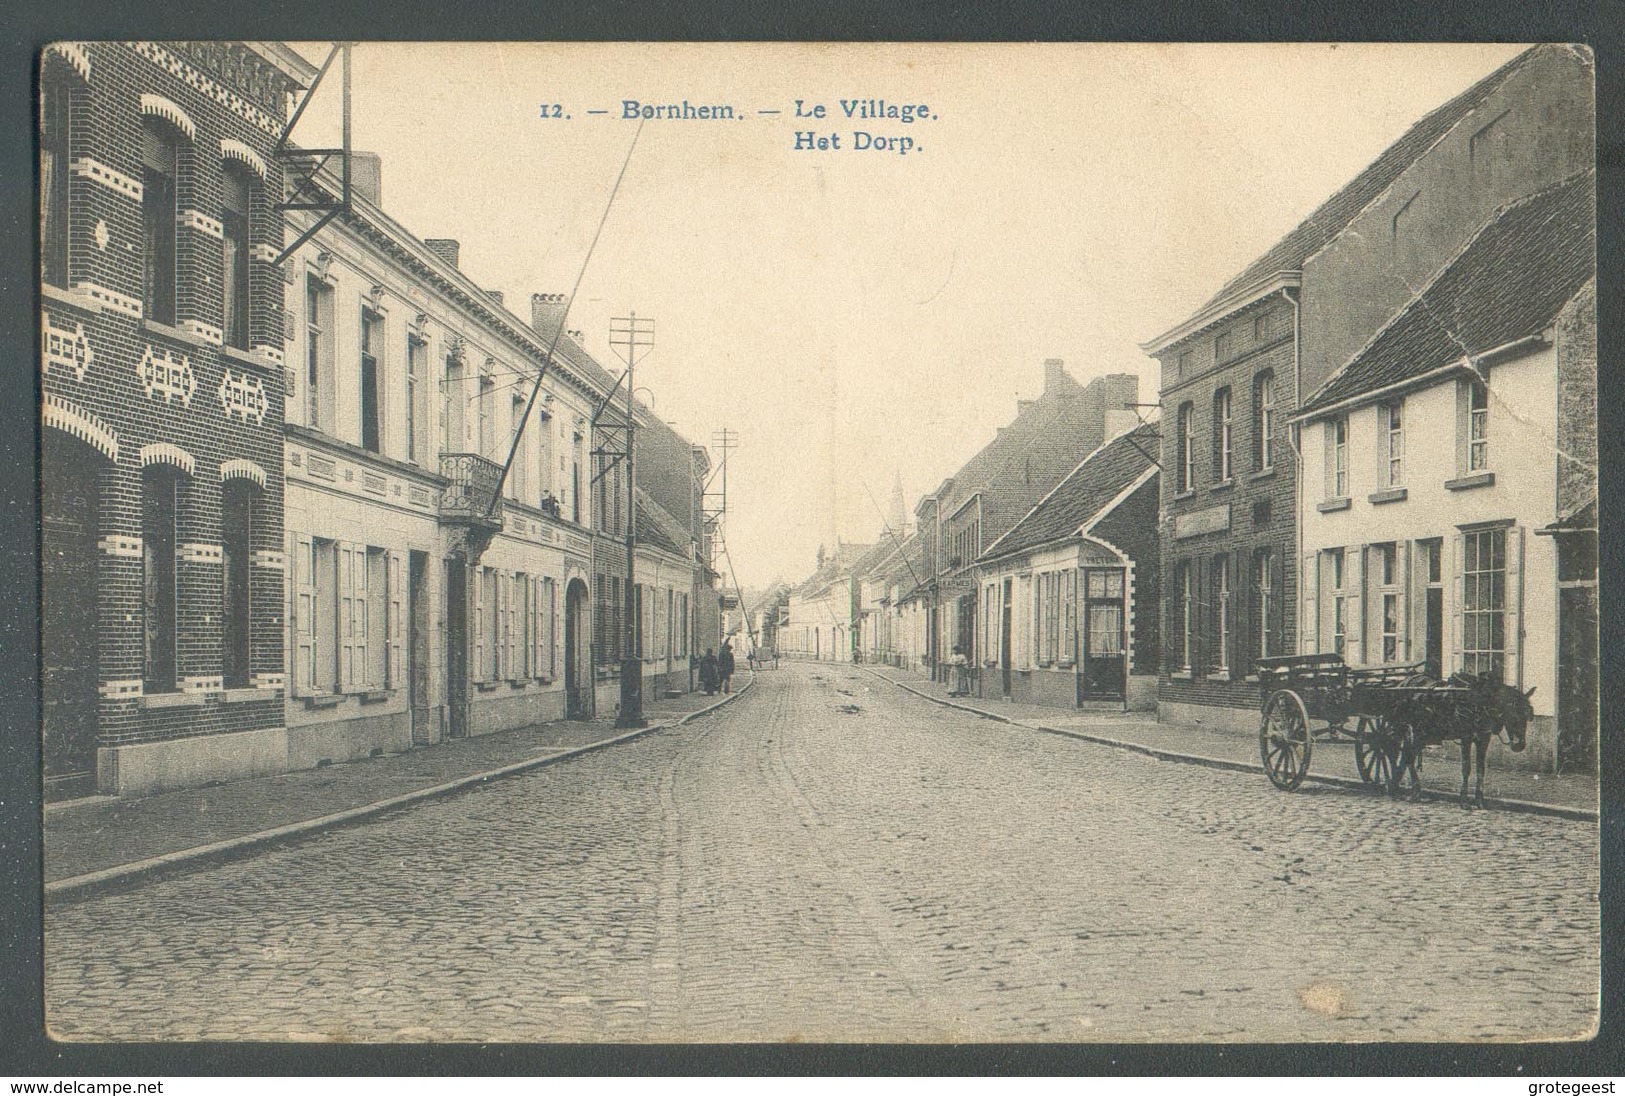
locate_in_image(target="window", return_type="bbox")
[509,396,527,501]
[1177,403,1195,494]
[293,536,340,695]
[1253,548,1275,662]
[443,353,464,453]
[478,373,494,459]
[41,76,72,288]
[142,466,180,692]
[1328,548,1347,657]
[1214,387,1233,482]
[1253,371,1275,471]
[405,337,425,464]
[222,481,255,688]
[1467,381,1489,471]
[1327,416,1349,498]
[1374,542,1401,664]
[361,309,382,453]
[305,278,333,431]
[1060,570,1078,664]
[572,432,584,524]
[1461,527,1506,679]
[481,566,498,681]
[1177,350,1192,379]
[1214,330,1232,362]
[1384,401,1404,486]
[220,166,252,349]
[1176,561,1194,672]
[141,121,179,325]
[1254,312,1272,342]
[1210,555,1230,673]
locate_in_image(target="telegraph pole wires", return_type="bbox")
[610,313,654,729]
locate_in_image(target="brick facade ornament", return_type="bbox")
[218,368,269,425]
[219,137,269,180]
[42,393,118,461]
[138,442,196,476]
[220,457,268,488]
[42,311,94,382]
[139,92,197,140]
[138,345,196,405]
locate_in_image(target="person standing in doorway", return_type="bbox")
[719,641,736,694]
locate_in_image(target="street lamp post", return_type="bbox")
[611,314,654,729]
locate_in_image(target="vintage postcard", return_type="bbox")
[37,41,1597,1043]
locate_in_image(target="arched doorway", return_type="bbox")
[564,577,591,719]
[41,430,107,799]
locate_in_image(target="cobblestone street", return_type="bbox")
[45,665,1599,1043]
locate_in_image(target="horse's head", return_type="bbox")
[1495,683,1536,752]
[1446,673,1535,751]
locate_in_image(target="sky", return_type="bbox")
[286,42,1526,590]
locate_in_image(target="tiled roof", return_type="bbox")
[980,425,1160,562]
[1194,46,1546,317]
[634,488,689,556]
[1299,170,1594,416]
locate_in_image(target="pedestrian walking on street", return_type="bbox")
[699,648,720,696]
[947,643,971,697]
[719,641,736,694]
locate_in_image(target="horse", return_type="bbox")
[1392,673,1535,808]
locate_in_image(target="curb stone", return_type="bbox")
[46,675,755,902]
[860,666,1596,824]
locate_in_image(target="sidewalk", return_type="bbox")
[858,663,1597,820]
[44,678,751,897]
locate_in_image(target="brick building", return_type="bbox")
[918,360,1139,686]
[974,424,1160,710]
[1143,43,1593,734]
[40,42,309,799]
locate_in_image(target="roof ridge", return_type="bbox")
[1300,168,1594,412]
[1189,46,1549,319]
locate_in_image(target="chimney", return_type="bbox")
[530,292,569,343]
[1044,358,1070,393]
[424,238,460,269]
[349,151,383,206]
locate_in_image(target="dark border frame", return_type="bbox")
[3,0,1619,1078]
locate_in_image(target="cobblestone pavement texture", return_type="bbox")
[859,665,1598,814]
[45,688,727,883]
[45,665,1599,1043]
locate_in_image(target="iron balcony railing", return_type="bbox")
[439,452,505,528]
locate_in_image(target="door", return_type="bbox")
[564,577,590,719]
[41,433,102,800]
[408,551,432,744]
[1000,578,1014,697]
[1083,569,1127,700]
[445,559,468,738]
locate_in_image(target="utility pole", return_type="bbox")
[709,427,738,649]
[610,314,654,729]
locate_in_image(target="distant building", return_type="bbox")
[783,543,872,662]
[918,360,1140,683]
[975,424,1161,709]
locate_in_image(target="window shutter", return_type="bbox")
[291,532,314,696]
[1301,552,1318,655]
[1271,550,1285,657]
[1505,526,1524,688]
[1450,532,1465,674]
[1400,541,1413,663]
[387,551,404,690]
[1346,546,1366,666]
[1454,381,1470,477]
[530,577,541,679]
[338,543,356,688]
[473,568,486,683]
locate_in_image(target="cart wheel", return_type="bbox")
[1354,716,1394,789]
[1259,689,1313,791]
[1387,722,1424,800]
